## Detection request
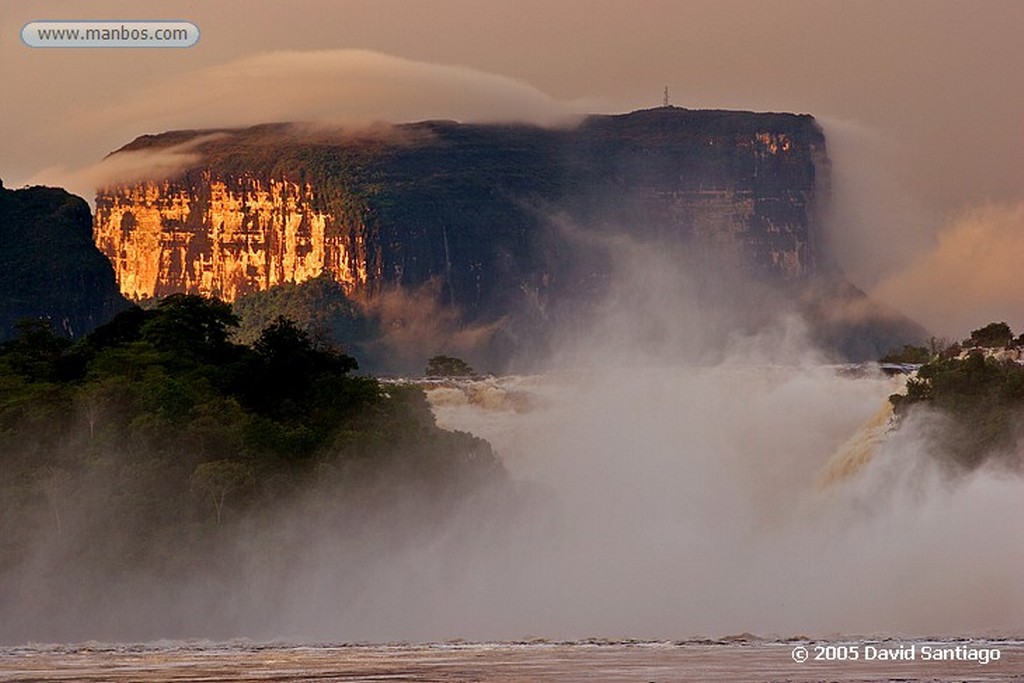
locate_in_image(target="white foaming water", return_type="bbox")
[420,363,1024,639]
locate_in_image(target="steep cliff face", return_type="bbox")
[93,108,924,366]
[94,108,828,316]
[95,174,376,301]
[563,110,829,281]
[0,181,128,340]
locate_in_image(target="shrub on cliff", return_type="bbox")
[880,344,932,365]
[967,321,1014,348]
[890,326,1024,469]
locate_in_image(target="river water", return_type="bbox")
[3,638,1022,682]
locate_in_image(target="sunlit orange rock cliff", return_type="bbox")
[94,109,827,305]
[94,173,375,302]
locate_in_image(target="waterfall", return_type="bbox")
[815,373,908,490]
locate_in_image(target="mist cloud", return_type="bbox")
[4,211,1022,643]
[414,238,1024,639]
[85,49,584,134]
[25,134,229,203]
[818,119,941,290]
[361,279,505,370]
[396,234,1024,640]
[871,202,1024,338]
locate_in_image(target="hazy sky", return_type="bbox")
[1,0,1022,336]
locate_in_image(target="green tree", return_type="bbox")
[243,316,359,419]
[0,319,71,382]
[880,344,931,364]
[425,354,474,377]
[968,321,1014,348]
[141,294,239,359]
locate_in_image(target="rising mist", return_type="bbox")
[2,228,1021,645]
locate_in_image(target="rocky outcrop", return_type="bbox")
[0,181,128,340]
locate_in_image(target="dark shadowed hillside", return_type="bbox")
[0,181,128,340]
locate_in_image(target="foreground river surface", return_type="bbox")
[2,639,1022,682]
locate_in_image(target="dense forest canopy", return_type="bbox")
[0,295,502,634]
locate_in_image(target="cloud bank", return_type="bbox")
[85,49,585,133]
[871,202,1024,338]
